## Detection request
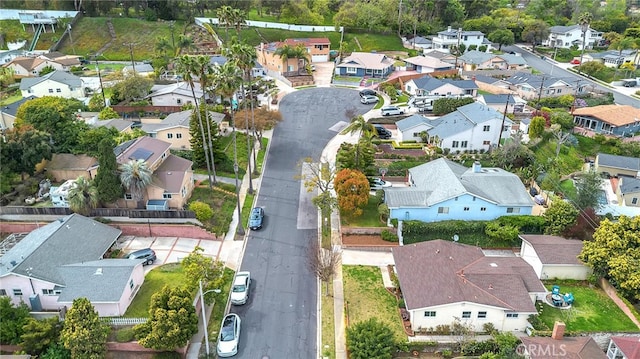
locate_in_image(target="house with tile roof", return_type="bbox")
[0,95,36,130]
[503,72,583,100]
[404,75,478,97]
[521,322,606,358]
[519,235,592,280]
[336,52,395,78]
[0,214,144,316]
[394,102,511,150]
[141,109,225,150]
[256,37,331,75]
[607,336,640,359]
[573,105,640,137]
[542,24,603,50]
[431,26,488,53]
[392,240,545,332]
[458,50,528,71]
[384,158,532,223]
[19,70,85,99]
[89,136,194,209]
[403,56,454,74]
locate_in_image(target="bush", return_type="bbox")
[115,327,136,342]
[494,215,546,233]
[484,222,519,243]
[188,201,214,222]
[381,229,398,242]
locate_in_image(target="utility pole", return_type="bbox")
[123,42,136,75]
[537,75,546,106]
[454,28,462,73]
[497,93,512,148]
[397,0,403,37]
[95,57,106,108]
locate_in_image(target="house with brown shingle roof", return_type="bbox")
[2,56,63,77]
[336,52,395,78]
[607,336,640,359]
[46,154,98,182]
[520,322,606,358]
[573,105,640,137]
[392,240,545,333]
[519,235,592,280]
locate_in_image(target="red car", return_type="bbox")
[570,59,581,65]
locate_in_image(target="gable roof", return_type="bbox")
[337,52,394,70]
[57,259,141,303]
[152,154,193,193]
[610,336,640,359]
[0,95,37,118]
[410,36,432,45]
[141,109,225,133]
[459,51,528,66]
[48,153,97,171]
[19,70,82,90]
[0,214,121,285]
[423,50,456,61]
[392,240,543,312]
[92,119,134,132]
[473,75,502,85]
[573,105,640,127]
[426,102,508,138]
[385,157,531,208]
[404,56,453,70]
[146,82,204,100]
[520,235,585,265]
[505,72,571,89]
[124,63,154,73]
[411,75,478,91]
[597,153,640,171]
[396,114,430,132]
[7,56,46,71]
[481,94,516,105]
[437,28,484,37]
[520,336,606,359]
[549,24,582,34]
[210,55,227,66]
[620,176,640,195]
[115,136,171,166]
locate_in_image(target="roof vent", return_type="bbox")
[488,284,494,290]
[10,260,17,267]
[449,256,453,260]
[94,268,103,275]
[490,263,498,267]
[435,249,440,254]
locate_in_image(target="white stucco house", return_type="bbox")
[519,235,592,280]
[19,70,86,99]
[543,25,603,50]
[392,240,546,333]
[146,82,208,107]
[404,75,478,97]
[432,26,487,53]
[395,102,512,151]
[403,56,454,74]
[0,214,145,316]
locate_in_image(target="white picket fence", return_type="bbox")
[107,317,148,326]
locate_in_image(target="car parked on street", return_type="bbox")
[381,106,404,116]
[248,207,264,230]
[360,95,378,104]
[231,271,251,305]
[217,313,241,357]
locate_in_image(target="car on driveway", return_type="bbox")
[217,313,241,357]
[360,95,378,104]
[231,271,251,305]
[359,89,376,97]
[248,207,264,230]
[127,248,156,265]
[373,125,391,139]
[381,106,404,116]
[370,178,392,190]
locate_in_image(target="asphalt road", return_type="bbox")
[230,88,372,359]
[503,45,640,108]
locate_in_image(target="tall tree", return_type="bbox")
[336,139,376,174]
[20,316,63,356]
[193,55,220,185]
[307,239,341,295]
[488,29,515,51]
[340,115,374,169]
[522,20,550,50]
[68,176,98,215]
[609,37,635,79]
[274,44,296,74]
[234,107,282,148]
[0,126,53,181]
[60,297,109,359]
[573,170,603,211]
[119,159,152,209]
[217,5,234,42]
[543,198,578,235]
[180,246,225,302]
[133,286,198,350]
[94,138,123,205]
[0,296,30,345]
[334,168,370,220]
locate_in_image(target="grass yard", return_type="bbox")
[189,184,237,236]
[124,263,186,317]
[531,138,584,176]
[537,280,640,332]
[321,279,336,359]
[207,267,235,343]
[241,192,255,229]
[343,265,406,343]
[255,138,269,175]
[342,196,386,227]
[216,132,254,178]
[558,179,577,200]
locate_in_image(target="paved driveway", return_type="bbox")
[313,61,335,86]
[117,236,221,272]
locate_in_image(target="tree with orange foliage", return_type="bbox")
[334,169,370,220]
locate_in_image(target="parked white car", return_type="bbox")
[370,178,392,190]
[381,106,405,116]
[217,313,241,357]
[231,271,251,305]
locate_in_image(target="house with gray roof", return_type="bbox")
[479,94,527,114]
[504,72,584,100]
[406,35,432,50]
[392,240,545,333]
[19,70,86,99]
[395,102,512,150]
[595,153,640,178]
[431,26,488,53]
[616,176,640,207]
[404,75,478,97]
[91,119,134,132]
[335,52,395,78]
[123,63,155,77]
[146,82,207,107]
[0,95,36,129]
[519,235,592,280]
[543,24,603,50]
[384,158,532,223]
[141,109,225,150]
[458,50,528,71]
[0,214,144,316]
[583,49,639,68]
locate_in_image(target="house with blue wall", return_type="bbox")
[385,158,533,222]
[335,52,395,78]
[573,105,640,137]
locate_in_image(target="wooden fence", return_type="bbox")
[0,206,196,219]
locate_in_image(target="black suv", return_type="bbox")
[374,125,392,139]
[359,89,376,97]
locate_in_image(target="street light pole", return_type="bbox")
[199,279,221,357]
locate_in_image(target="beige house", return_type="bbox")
[458,50,528,71]
[256,37,331,74]
[616,176,640,207]
[0,96,37,130]
[19,70,85,99]
[46,154,98,182]
[141,109,226,150]
[519,235,592,280]
[2,56,63,77]
[595,153,640,178]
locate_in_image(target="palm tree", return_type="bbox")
[291,44,311,74]
[119,159,152,209]
[578,12,593,66]
[274,44,296,75]
[230,8,246,40]
[609,37,635,80]
[68,176,98,216]
[194,55,219,186]
[154,36,173,61]
[211,60,244,235]
[176,55,215,188]
[176,35,194,56]
[217,5,234,43]
[341,115,374,168]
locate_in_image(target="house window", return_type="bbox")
[462,311,471,319]
[507,207,520,213]
[13,289,23,296]
[182,186,187,197]
[464,207,470,211]
[56,88,61,93]
[177,99,182,104]
[438,207,449,214]
[480,207,486,211]
[129,279,134,290]
[478,311,487,319]
[0,289,6,296]
[483,125,490,131]
[461,141,468,148]
[162,152,166,159]
[346,67,357,74]
[483,141,491,145]
[163,193,172,199]
[632,198,638,205]
[48,89,54,93]
[125,193,133,200]
[424,311,436,317]
[42,289,62,295]
[452,141,459,148]
[176,133,182,139]
[167,133,174,139]
[506,313,519,318]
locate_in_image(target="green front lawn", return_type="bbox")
[124,263,186,317]
[189,184,237,236]
[207,267,235,343]
[537,280,640,332]
[241,192,255,229]
[321,279,336,359]
[342,196,386,227]
[343,265,406,343]
[255,138,269,175]
[558,179,577,200]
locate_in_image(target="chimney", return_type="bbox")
[472,161,482,173]
[448,26,452,32]
[551,321,565,340]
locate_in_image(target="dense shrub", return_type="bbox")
[494,215,546,233]
[381,229,398,242]
[188,201,214,222]
[432,97,475,115]
[484,222,519,243]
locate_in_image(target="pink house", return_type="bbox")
[0,214,145,316]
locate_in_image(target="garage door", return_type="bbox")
[311,54,329,62]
